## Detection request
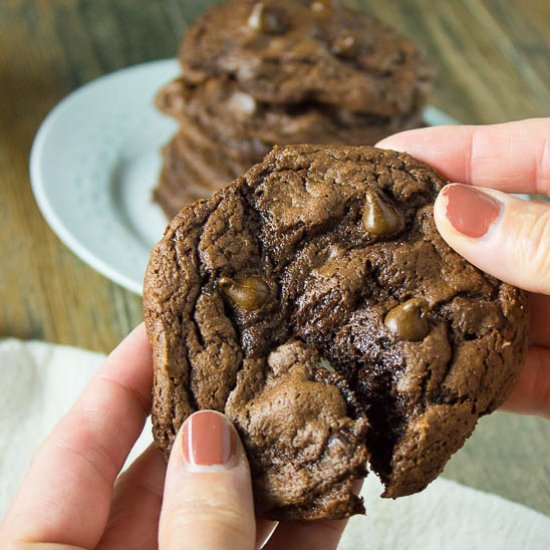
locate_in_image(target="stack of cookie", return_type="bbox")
[154,0,432,217]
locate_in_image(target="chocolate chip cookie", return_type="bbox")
[157,76,425,151]
[156,79,272,165]
[179,0,432,114]
[154,132,255,218]
[145,145,528,520]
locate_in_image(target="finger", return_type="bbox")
[528,293,550,347]
[265,519,348,550]
[265,479,363,550]
[96,441,276,550]
[2,324,153,549]
[97,445,166,550]
[376,118,550,195]
[433,184,550,295]
[502,345,550,418]
[159,411,256,550]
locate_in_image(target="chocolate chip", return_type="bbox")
[311,0,335,12]
[332,34,358,57]
[384,298,429,341]
[362,188,404,236]
[248,3,287,34]
[219,276,270,311]
[227,91,257,116]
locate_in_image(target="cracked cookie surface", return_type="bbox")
[144,145,528,519]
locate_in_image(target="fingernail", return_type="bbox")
[182,411,237,470]
[442,184,502,238]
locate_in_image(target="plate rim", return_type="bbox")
[30,59,178,295]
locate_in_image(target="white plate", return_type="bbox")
[30,59,458,295]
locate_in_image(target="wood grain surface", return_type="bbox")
[1,0,549,518]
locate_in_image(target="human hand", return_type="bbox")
[0,324,351,549]
[377,117,550,418]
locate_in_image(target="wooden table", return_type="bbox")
[1,0,549,518]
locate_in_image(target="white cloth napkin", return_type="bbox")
[1,339,549,549]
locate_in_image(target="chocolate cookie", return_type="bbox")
[155,133,254,216]
[157,76,425,150]
[154,137,212,218]
[179,0,432,114]
[144,145,528,520]
[168,131,248,187]
[156,81,271,164]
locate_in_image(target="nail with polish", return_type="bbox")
[182,411,237,469]
[442,184,502,238]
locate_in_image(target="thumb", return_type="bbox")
[159,410,256,550]
[434,183,550,294]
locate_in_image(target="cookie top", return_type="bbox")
[144,145,528,520]
[179,0,432,114]
[156,76,424,148]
